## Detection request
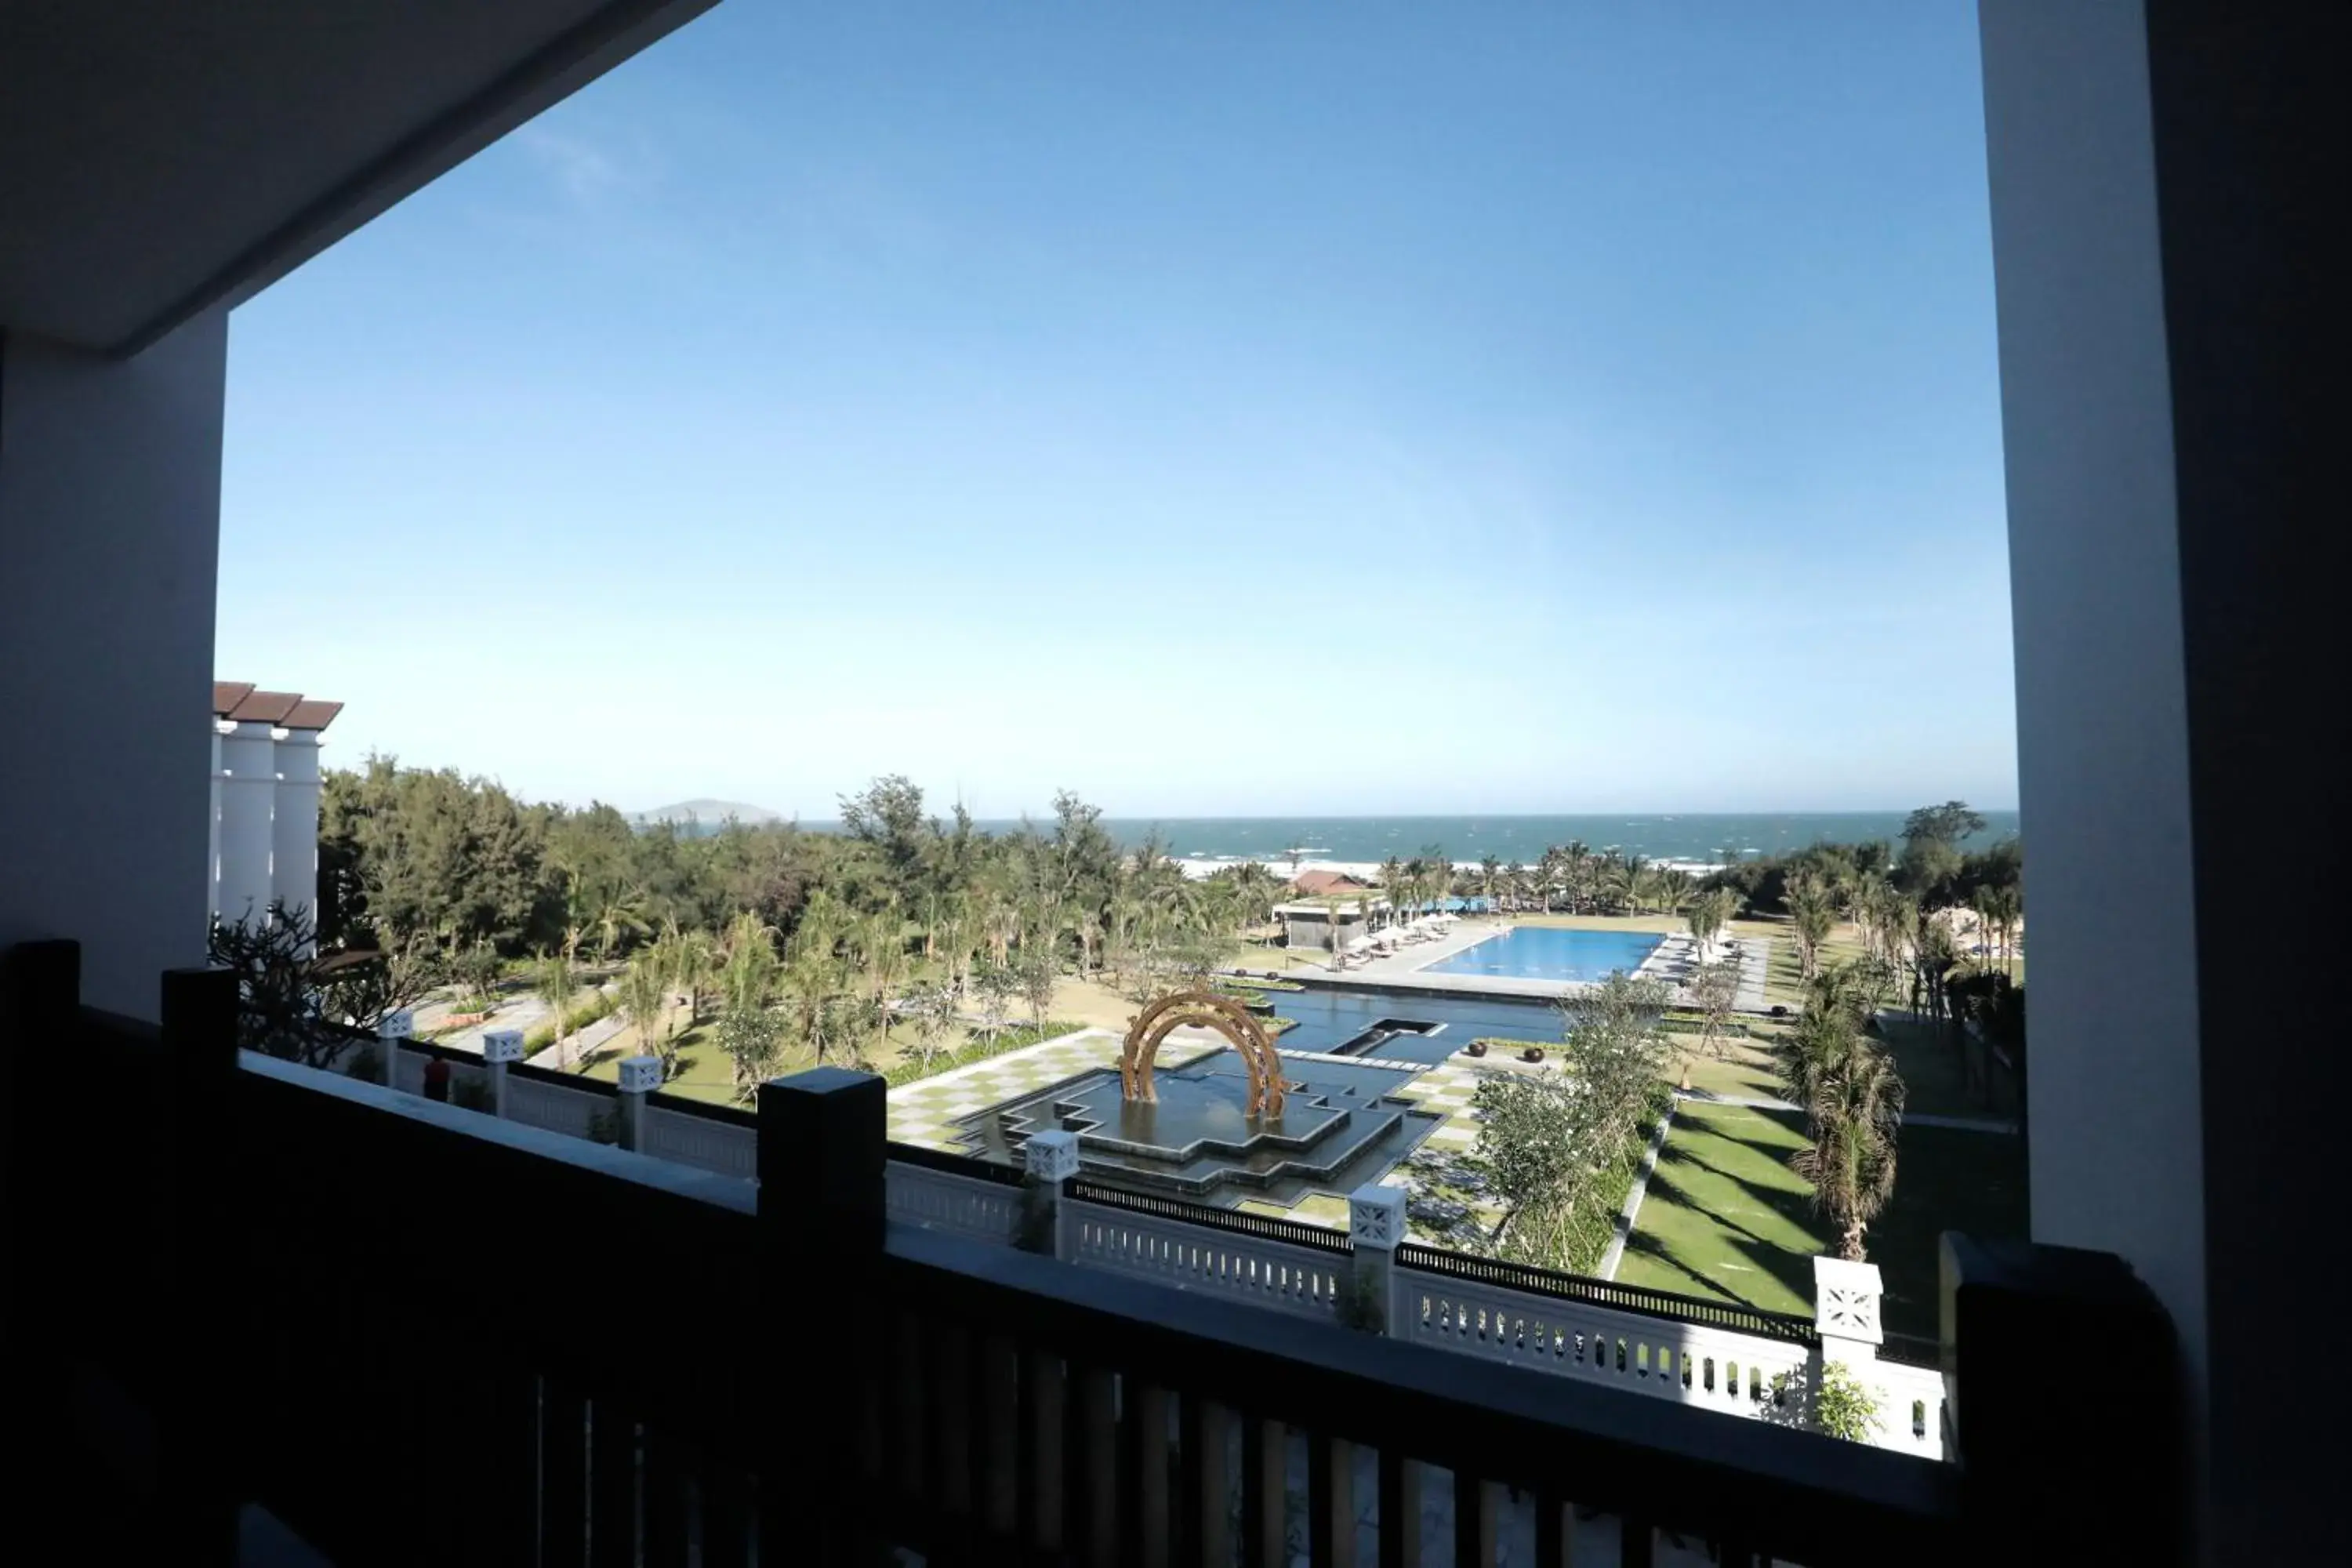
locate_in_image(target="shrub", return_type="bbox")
[1813,1360,1884,1443]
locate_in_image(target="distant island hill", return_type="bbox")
[627,800,783,828]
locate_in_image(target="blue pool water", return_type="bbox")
[1421,927,1664,983]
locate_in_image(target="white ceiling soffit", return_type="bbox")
[0,0,720,356]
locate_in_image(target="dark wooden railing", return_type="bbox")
[2,941,2184,1566]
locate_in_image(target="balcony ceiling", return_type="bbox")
[0,0,717,355]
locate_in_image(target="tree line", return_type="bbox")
[312,763,1290,1089]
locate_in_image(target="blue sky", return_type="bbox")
[217,2,2014,819]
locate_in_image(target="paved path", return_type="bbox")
[430,993,553,1053]
[524,1008,626,1072]
[1680,1087,2017,1135]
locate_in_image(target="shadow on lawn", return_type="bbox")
[1639,1167,1821,1312]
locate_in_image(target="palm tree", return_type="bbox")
[1654,867,1693,918]
[1686,887,1734,958]
[668,924,717,1033]
[718,911,779,1018]
[858,909,908,1049]
[533,953,577,1069]
[1785,873,1836,981]
[1599,857,1635,916]
[1791,1043,1905,1261]
[1479,855,1501,914]
[592,888,652,964]
[619,956,673,1075]
[1980,884,2024,977]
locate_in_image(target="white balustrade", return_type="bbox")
[1402,1274,1814,1421]
[503,1075,606,1141]
[886,1162,1025,1244]
[640,1105,759,1180]
[1064,1200,1345,1322]
[1866,1356,1950,1459]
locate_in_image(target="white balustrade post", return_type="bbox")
[1024,1129,1080,1258]
[1813,1255,1887,1433]
[616,1055,661,1152]
[377,1008,414,1090]
[1348,1184,1407,1335]
[481,1028,523,1119]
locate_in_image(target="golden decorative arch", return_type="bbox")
[1121,988,1289,1120]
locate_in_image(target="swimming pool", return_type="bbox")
[1419,926,1664,983]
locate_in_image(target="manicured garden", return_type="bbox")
[1615,1097,2028,1343]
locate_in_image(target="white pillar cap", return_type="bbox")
[616,1056,662,1095]
[1813,1255,1886,1345]
[1024,1128,1080,1182]
[481,1029,524,1064]
[1348,1184,1407,1251]
[376,1009,415,1040]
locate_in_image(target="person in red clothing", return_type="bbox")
[422,1057,452,1103]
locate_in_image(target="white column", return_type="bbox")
[214,719,278,929]
[208,720,227,926]
[377,1008,414,1090]
[270,725,324,938]
[481,1028,523,1119]
[0,316,227,1018]
[1024,1129,1080,1258]
[1813,1255,1885,1371]
[1348,1184,1406,1335]
[616,1055,662,1151]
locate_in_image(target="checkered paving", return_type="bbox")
[885,1027,1228,1150]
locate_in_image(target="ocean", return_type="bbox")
[1062,811,2020,873]
[683,809,2020,870]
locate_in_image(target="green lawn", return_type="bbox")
[1617,1098,2030,1342]
[1871,1014,2002,1120]
[1675,1041,1787,1102]
[1866,1124,2029,1345]
[1616,1101,1825,1316]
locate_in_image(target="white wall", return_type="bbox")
[0,316,228,1018]
[1979,0,2209,1517]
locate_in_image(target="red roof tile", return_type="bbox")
[212,681,255,716]
[281,699,343,731]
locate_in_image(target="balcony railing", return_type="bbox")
[2,941,2184,1565]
